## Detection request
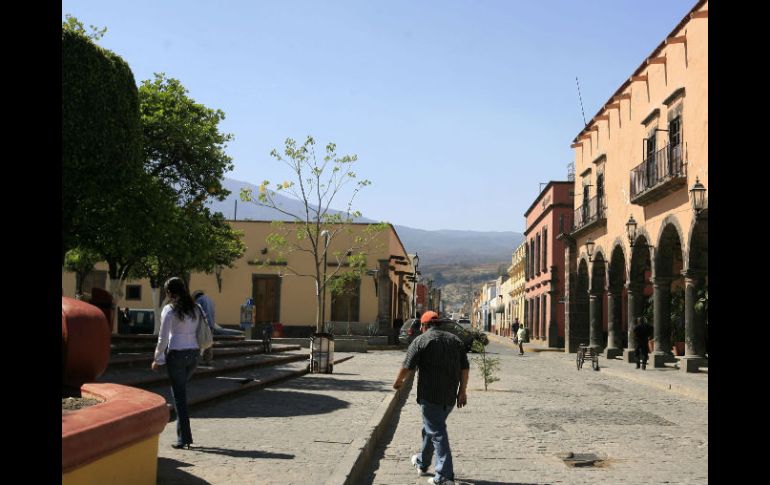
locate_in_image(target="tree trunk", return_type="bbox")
[151,287,161,334]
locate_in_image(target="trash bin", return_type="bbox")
[309,332,334,374]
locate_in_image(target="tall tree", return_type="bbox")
[139,73,234,207]
[62,22,145,263]
[241,136,386,333]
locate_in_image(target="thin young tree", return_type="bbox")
[241,136,387,333]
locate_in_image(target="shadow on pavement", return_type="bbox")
[457,481,542,485]
[191,446,294,460]
[157,457,212,485]
[194,390,350,418]
[280,375,390,392]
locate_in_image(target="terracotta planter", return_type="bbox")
[648,340,654,353]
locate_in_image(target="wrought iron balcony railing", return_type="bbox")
[630,143,687,201]
[573,194,606,233]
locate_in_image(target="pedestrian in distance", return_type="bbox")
[262,321,274,353]
[516,324,527,355]
[193,289,244,365]
[393,311,470,485]
[152,277,202,449]
[192,290,216,365]
[633,316,654,370]
[511,317,520,344]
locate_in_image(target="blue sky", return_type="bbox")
[62,0,697,232]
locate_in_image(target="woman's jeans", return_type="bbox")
[417,400,455,482]
[166,349,199,445]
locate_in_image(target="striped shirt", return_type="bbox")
[403,326,470,406]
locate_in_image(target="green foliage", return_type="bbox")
[64,247,101,296]
[62,27,144,263]
[62,14,107,41]
[139,73,234,207]
[470,340,500,391]
[241,136,386,332]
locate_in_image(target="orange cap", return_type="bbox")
[420,311,439,324]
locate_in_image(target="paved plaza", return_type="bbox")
[155,340,707,484]
[365,340,707,484]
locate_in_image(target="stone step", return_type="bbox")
[109,344,301,368]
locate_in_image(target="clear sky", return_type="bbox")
[62,0,697,232]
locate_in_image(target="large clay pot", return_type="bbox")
[62,297,111,390]
[672,341,685,356]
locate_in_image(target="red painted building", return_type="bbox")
[523,181,573,348]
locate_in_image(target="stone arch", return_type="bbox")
[656,214,688,267]
[684,214,708,362]
[573,258,591,348]
[589,251,607,351]
[650,221,686,361]
[607,243,629,355]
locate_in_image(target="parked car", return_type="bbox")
[399,318,486,352]
[457,318,472,331]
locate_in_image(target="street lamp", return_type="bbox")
[585,239,595,262]
[411,254,419,318]
[320,230,330,330]
[689,177,707,216]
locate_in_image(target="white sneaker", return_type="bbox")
[411,454,430,476]
[427,477,453,484]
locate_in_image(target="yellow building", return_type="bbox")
[62,221,412,337]
[509,241,526,329]
[564,0,707,372]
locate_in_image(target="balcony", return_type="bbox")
[571,194,606,237]
[630,143,687,205]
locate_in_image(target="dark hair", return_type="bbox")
[164,277,196,319]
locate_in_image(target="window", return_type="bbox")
[668,103,683,174]
[331,277,360,322]
[645,129,657,187]
[542,227,548,271]
[125,284,142,300]
[535,235,541,275]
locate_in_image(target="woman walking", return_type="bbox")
[151,277,201,449]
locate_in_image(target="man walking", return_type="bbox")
[633,316,654,370]
[393,311,469,485]
[193,289,243,365]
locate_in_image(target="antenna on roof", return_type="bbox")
[576,76,587,126]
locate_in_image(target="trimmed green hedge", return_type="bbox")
[62,30,143,255]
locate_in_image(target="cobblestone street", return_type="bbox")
[365,341,708,485]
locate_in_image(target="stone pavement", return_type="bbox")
[156,349,409,485]
[364,340,707,485]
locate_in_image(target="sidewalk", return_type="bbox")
[486,333,708,401]
[156,349,409,485]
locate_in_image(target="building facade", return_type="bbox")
[563,0,708,372]
[62,221,412,337]
[524,181,573,348]
[509,241,526,329]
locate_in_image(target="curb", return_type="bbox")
[325,371,415,485]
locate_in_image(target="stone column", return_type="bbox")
[605,290,623,359]
[562,242,578,353]
[377,259,392,339]
[680,269,707,372]
[623,282,643,362]
[652,276,674,367]
[589,290,604,351]
[547,286,559,348]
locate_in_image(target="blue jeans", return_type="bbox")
[166,349,199,445]
[415,400,455,482]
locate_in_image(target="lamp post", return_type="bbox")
[411,254,419,319]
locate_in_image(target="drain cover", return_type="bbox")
[556,452,602,467]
